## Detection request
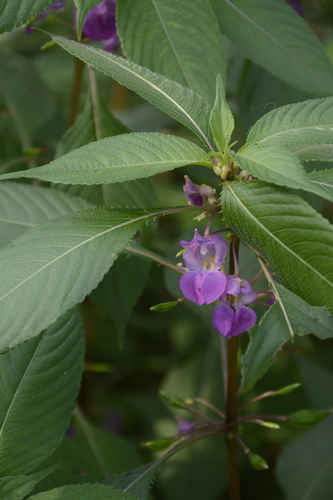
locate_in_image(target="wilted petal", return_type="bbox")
[180,271,226,305]
[212,303,236,339]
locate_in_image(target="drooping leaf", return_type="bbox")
[28,484,138,500]
[241,284,333,393]
[72,409,141,479]
[73,0,101,40]
[0,49,55,146]
[46,33,214,148]
[221,181,333,313]
[117,0,226,104]
[0,469,54,500]
[0,182,92,248]
[0,206,194,352]
[0,0,53,33]
[276,415,333,500]
[231,142,333,202]
[90,254,150,345]
[0,133,211,185]
[210,74,234,153]
[247,97,333,162]
[0,308,84,476]
[211,0,333,96]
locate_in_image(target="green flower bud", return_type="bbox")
[247,452,269,470]
[288,409,330,428]
[160,391,187,409]
[142,437,174,451]
[276,382,301,396]
[150,301,179,312]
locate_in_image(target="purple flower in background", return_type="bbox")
[177,418,196,434]
[286,0,304,16]
[83,0,120,52]
[38,0,65,18]
[179,230,227,305]
[212,276,257,339]
[183,175,218,207]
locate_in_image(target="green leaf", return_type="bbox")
[28,484,138,500]
[210,75,234,153]
[276,415,333,500]
[72,408,141,478]
[117,0,226,104]
[0,308,84,476]
[231,143,333,202]
[308,169,333,200]
[0,182,92,248]
[221,181,333,312]
[0,133,210,185]
[90,254,150,345]
[0,206,193,352]
[0,0,53,33]
[247,97,333,162]
[211,0,333,96]
[241,283,333,393]
[0,50,55,147]
[73,0,101,40]
[47,34,214,148]
[0,469,54,500]
[55,75,129,159]
[105,457,169,500]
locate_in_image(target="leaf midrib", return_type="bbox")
[54,36,212,148]
[225,183,333,289]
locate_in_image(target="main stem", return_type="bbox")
[225,235,240,500]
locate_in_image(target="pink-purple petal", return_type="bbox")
[212,303,235,339]
[179,271,226,305]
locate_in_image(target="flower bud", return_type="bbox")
[160,391,187,409]
[142,437,174,451]
[276,382,301,396]
[150,301,180,312]
[288,409,331,428]
[247,452,269,470]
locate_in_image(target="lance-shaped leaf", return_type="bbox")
[241,284,333,393]
[308,169,333,200]
[0,206,195,352]
[210,74,234,153]
[221,181,333,312]
[0,182,92,248]
[247,97,333,162]
[231,143,333,202]
[0,0,53,33]
[117,0,226,104]
[28,484,138,500]
[0,469,55,500]
[74,0,101,40]
[211,0,333,96]
[0,133,211,185]
[47,33,214,148]
[0,308,84,476]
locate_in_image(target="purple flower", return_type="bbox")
[179,230,228,305]
[177,418,195,434]
[212,276,257,339]
[183,175,218,206]
[83,0,120,52]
